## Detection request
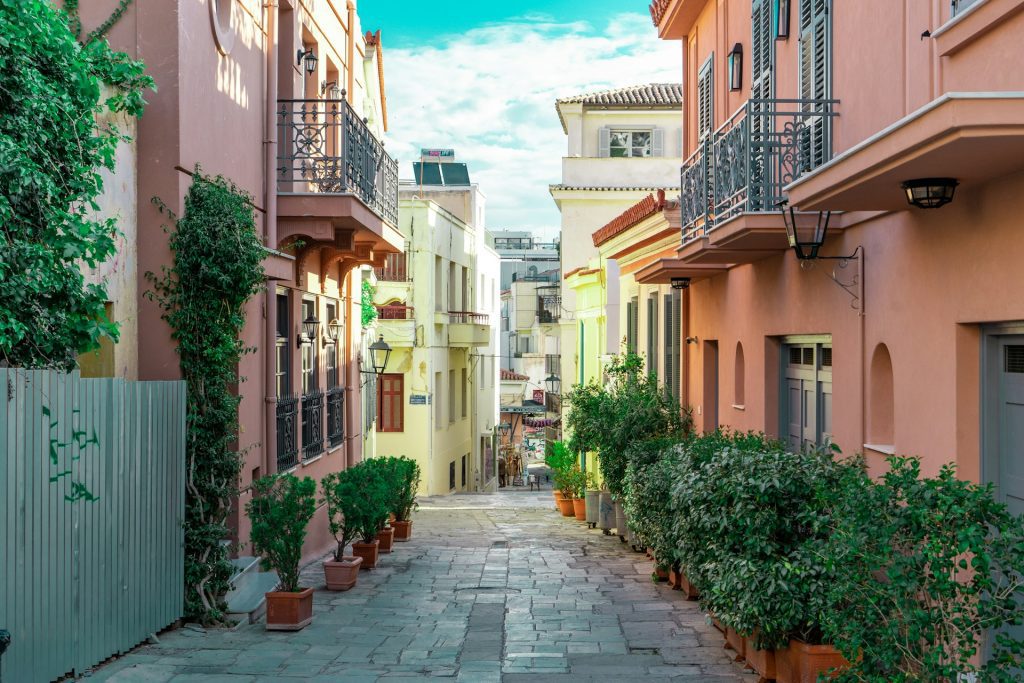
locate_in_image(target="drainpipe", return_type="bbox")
[264,0,280,474]
[346,1,356,104]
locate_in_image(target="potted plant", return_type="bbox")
[320,470,364,590]
[246,474,317,630]
[341,461,390,569]
[545,440,575,512]
[584,471,600,528]
[391,457,420,541]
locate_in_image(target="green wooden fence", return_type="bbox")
[0,370,186,682]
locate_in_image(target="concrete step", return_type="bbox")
[225,556,278,624]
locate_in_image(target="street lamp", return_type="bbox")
[779,200,833,260]
[497,421,512,437]
[323,318,341,347]
[299,315,320,348]
[545,373,561,395]
[728,43,744,91]
[671,277,691,290]
[368,335,392,376]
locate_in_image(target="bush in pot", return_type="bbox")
[339,461,391,569]
[246,474,318,630]
[623,437,684,572]
[320,469,366,590]
[390,456,420,541]
[822,455,1024,682]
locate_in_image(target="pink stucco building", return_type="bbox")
[77,0,403,562]
[646,0,1024,514]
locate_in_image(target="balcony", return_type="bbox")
[276,396,298,471]
[679,98,837,263]
[374,252,409,282]
[274,99,404,280]
[301,389,324,460]
[326,386,345,449]
[448,311,491,347]
[537,285,561,325]
[376,304,415,347]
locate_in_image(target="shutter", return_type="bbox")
[751,0,773,103]
[647,296,658,378]
[799,0,830,170]
[663,294,673,392]
[598,126,611,157]
[625,301,636,354]
[697,57,714,139]
[630,297,639,355]
[671,289,682,401]
[652,128,665,157]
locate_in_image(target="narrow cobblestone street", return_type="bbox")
[92,490,754,682]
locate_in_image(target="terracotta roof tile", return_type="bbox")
[549,184,678,193]
[557,83,682,107]
[592,190,669,247]
[500,369,530,381]
[649,0,671,26]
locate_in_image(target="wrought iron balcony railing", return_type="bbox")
[301,389,324,460]
[374,252,408,281]
[326,386,345,449]
[377,304,415,320]
[276,396,298,471]
[449,311,490,325]
[680,98,838,244]
[277,99,399,226]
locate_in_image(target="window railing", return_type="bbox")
[374,253,408,282]
[449,311,490,325]
[276,396,299,471]
[277,99,399,226]
[376,304,415,320]
[326,386,345,449]
[680,97,838,244]
[537,287,561,324]
[301,389,324,460]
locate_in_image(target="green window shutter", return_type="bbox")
[647,295,658,378]
[799,0,831,170]
[751,0,773,103]
[698,56,714,139]
[671,289,682,401]
[598,126,611,157]
[663,294,673,392]
[629,297,639,354]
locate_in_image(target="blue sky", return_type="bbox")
[358,2,680,236]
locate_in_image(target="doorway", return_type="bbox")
[781,337,833,452]
[983,331,1024,516]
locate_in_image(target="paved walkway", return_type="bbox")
[92,488,754,682]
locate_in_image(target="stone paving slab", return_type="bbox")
[89,489,754,682]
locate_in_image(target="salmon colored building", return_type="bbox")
[649,0,1024,514]
[76,0,403,565]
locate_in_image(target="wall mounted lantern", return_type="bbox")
[299,315,320,347]
[671,277,691,290]
[901,178,959,209]
[297,48,318,75]
[773,0,791,39]
[368,335,392,376]
[320,80,344,100]
[779,201,834,260]
[728,43,744,91]
[497,421,512,437]
[323,318,341,346]
[545,373,561,395]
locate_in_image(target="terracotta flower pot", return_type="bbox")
[668,567,683,590]
[711,615,725,633]
[745,639,777,682]
[776,640,849,683]
[378,526,395,553]
[653,566,669,582]
[679,570,700,600]
[323,556,362,591]
[725,627,746,661]
[572,497,587,520]
[265,586,314,631]
[557,496,575,516]
[553,488,563,510]
[392,519,412,541]
[351,539,380,569]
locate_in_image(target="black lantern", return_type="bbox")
[545,373,561,395]
[671,277,691,290]
[773,0,791,39]
[323,318,341,346]
[779,201,833,260]
[368,335,391,376]
[321,80,344,100]
[497,421,512,437]
[297,48,318,75]
[901,178,959,209]
[728,43,743,91]
[299,315,320,347]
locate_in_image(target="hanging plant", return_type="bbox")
[147,169,266,623]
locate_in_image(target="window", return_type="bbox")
[698,56,715,140]
[663,290,682,402]
[610,130,652,158]
[275,291,291,398]
[448,369,456,423]
[648,295,659,379]
[301,299,317,395]
[449,461,456,490]
[461,368,468,418]
[378,373,404,432]
[325,302,339,389]
[782,340,833,451]
[735,342,746,406]
[435,372,443,429]
[461,454,467,488]
[625,297,638,354]
[448,262,457,311]
[952,0,979,16]
[435,256,443,311]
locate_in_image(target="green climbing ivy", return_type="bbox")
[147,170,266,624]
[361,279,378,327]
[0,0,153,370]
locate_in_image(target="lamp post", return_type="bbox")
[545,373,560,396]
[368,335,391,376]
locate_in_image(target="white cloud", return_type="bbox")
[382,13,680,237]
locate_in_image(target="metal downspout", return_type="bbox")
[264,0,279,474]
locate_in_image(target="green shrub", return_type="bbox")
[246,474,317,592]
[342,460,392,542]
[672,439,852,649]
[390,456,421,522]
[623,437,685,564]
[823,456,1024,682]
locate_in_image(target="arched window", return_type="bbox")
[734,341,745,406]
[869,344,895,446]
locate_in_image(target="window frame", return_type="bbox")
[608,129,654,158]
[377,372,405,433]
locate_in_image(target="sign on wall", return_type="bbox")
[410,394,430,405]
[420,148,454,159]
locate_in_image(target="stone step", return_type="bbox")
[225,556,278,624]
